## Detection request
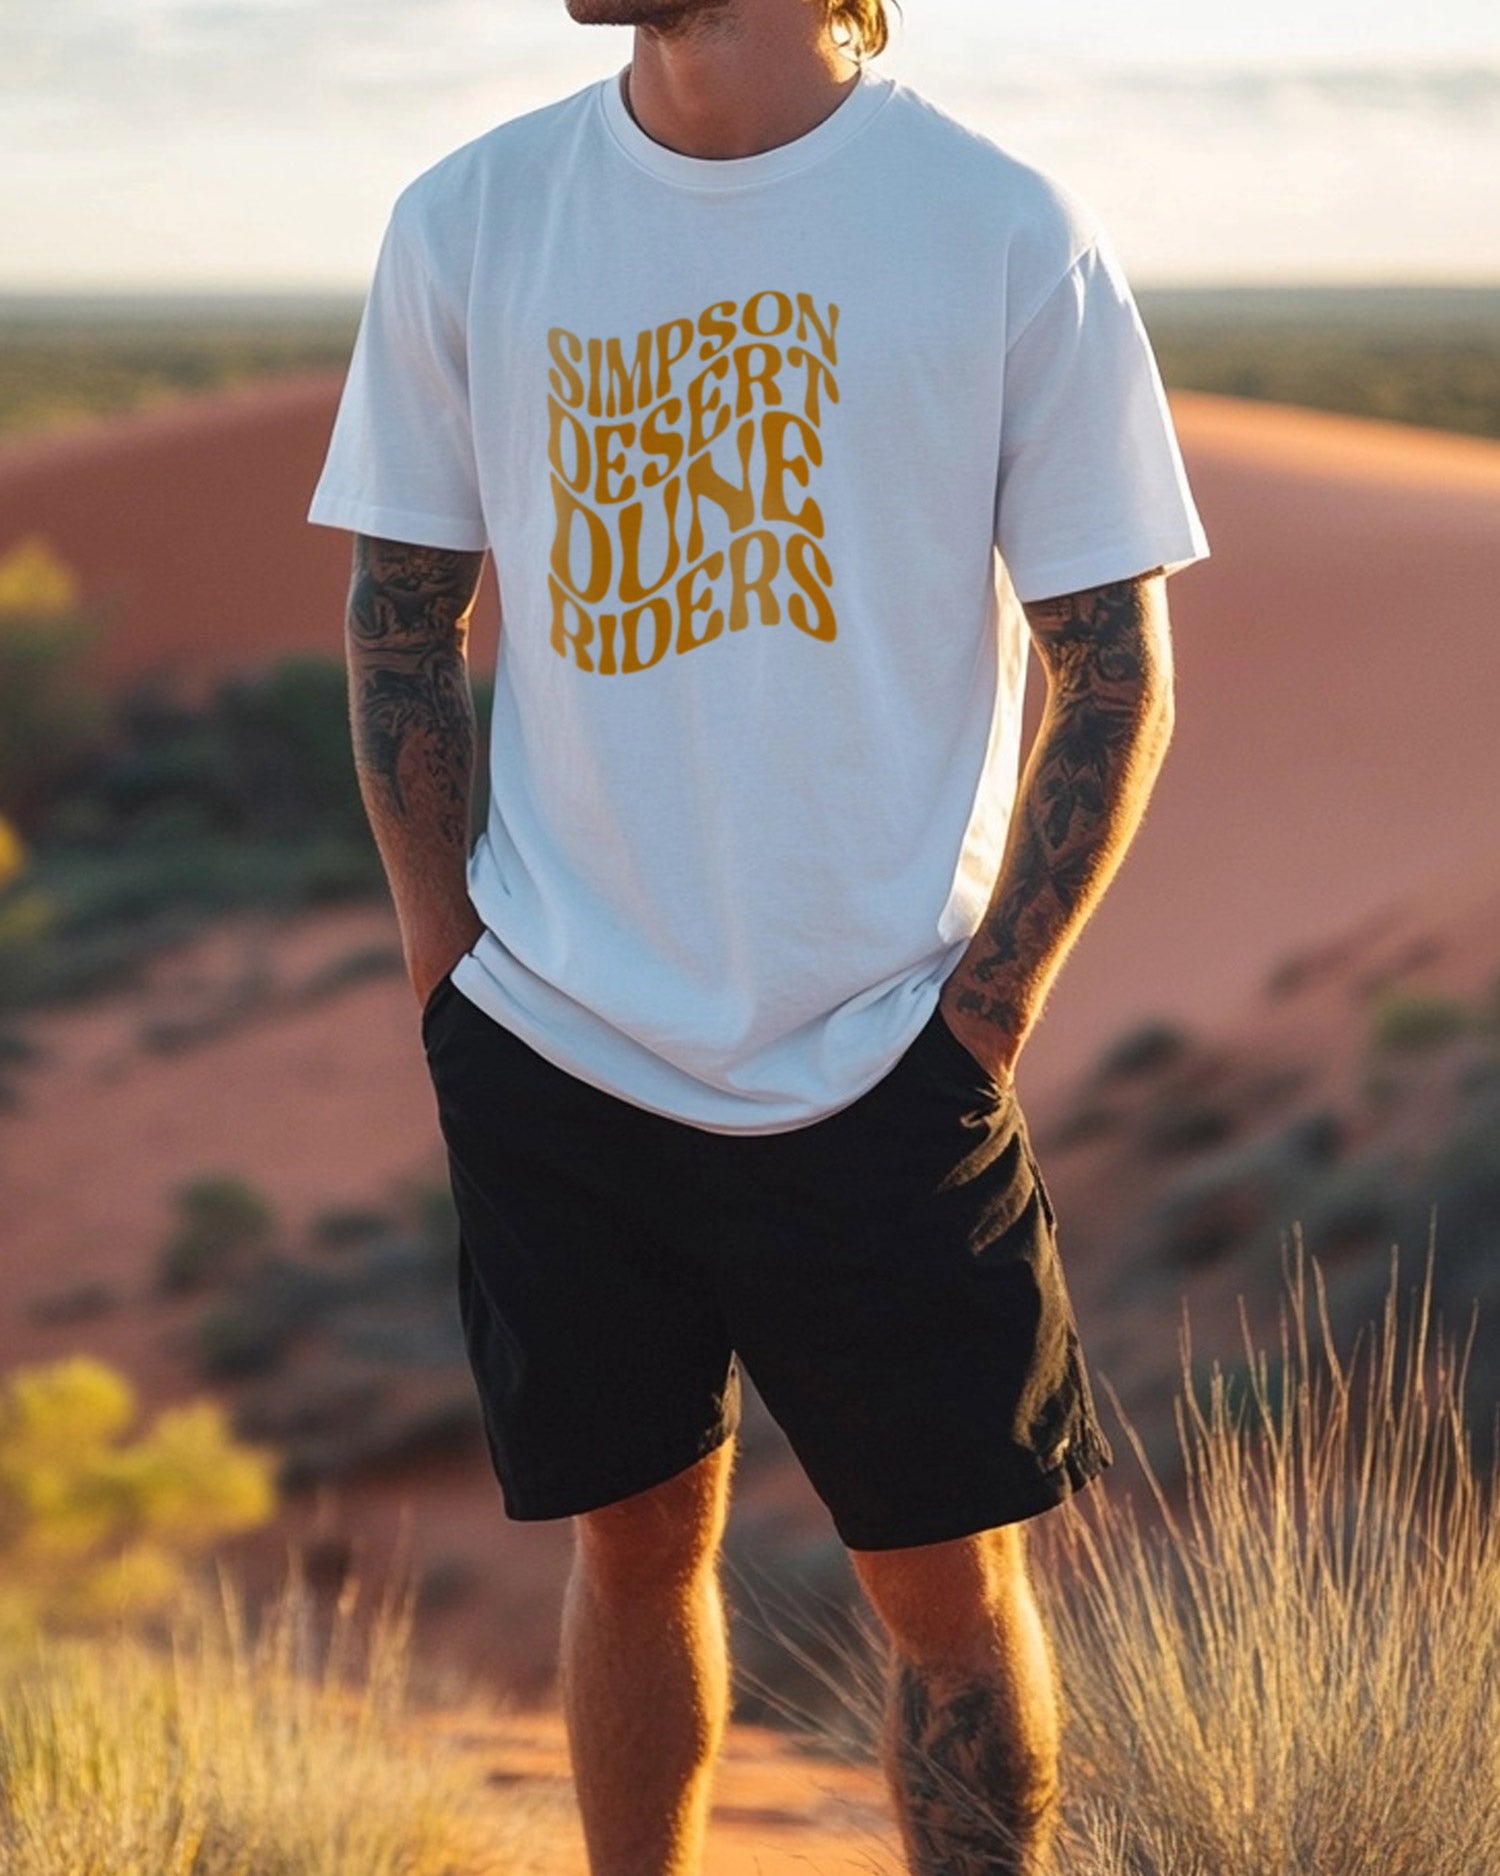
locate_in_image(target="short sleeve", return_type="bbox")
[307,209,488,551]
[994,234,1210,604]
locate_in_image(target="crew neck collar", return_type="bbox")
[598,61,892,191]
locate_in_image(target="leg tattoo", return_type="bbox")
[892,1663,1061,1875]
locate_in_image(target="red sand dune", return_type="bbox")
[1041,393,1500,1098]
[3,380,1497,1095]
[6,383,1499,1839]
[0,375,377,693]
[4,871,1498,1708]
[4,368,1500,1706]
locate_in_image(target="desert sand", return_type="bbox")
[3,380,1496,1097]
[3,382,1499,1864]
[420,1706,894,1874]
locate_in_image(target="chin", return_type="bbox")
[565,0,726,27]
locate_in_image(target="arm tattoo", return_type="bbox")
[895,1665,1060,1872]
[346,537,485,848]
[951,573,1172,1042]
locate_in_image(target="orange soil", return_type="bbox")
[421,1705,894,1874]
[2,382,1499,1720]
[0,372,501,700]
[4,382,1496,1094]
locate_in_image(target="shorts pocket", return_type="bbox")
[919,1005,1016,1105]
[420,971,460,1041]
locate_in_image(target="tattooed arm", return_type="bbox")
[345,535,488,1008]
[939,570,1176,1079]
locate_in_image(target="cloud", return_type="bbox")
[10,3,1499,123]
[1120,58,1500,118]
[1,0,581,117]
[2,4,1498,287]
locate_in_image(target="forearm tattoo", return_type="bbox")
[346,537,485,849]
[895,1665,1060,1873]
[951,575,1171,1040]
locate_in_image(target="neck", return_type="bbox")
[623,1,861,160]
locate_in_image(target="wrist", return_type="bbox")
[404,906,485,1002]
[938,973,1029,1079]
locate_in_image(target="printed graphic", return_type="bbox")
[546,292,840,674]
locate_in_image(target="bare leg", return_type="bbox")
[559,1442,735,1876]
[852,1524,1064,1876]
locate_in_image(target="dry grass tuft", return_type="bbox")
[1037,1221,1500,1872]
[742,1223,1500,1873]
[0,1543,550,1875]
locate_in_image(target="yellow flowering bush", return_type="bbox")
[0,537,105,833]
[0,1355,277,1638]
[0,537,81,618]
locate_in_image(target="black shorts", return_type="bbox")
[421,977,1113,1551]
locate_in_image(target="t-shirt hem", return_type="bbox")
[449,952,945,1137]
[1004,530,1211,605]
[306,492,489,552]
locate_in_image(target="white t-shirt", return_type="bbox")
[309,62,1210,1133]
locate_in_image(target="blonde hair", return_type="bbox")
[827,0,892,60]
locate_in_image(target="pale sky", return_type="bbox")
[5,0,1499,289]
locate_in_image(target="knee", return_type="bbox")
[572,1443,733,1601]
[851,1523,1030,1666]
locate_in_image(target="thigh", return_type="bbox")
[700,1007,1114,1552]
[424,979,740,1523]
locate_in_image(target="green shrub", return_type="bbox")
[0,1022,43,1068]
[194,1253,357,1383]
[6,913,189,1009]
[1292,1152,1413,1261]
[1370,990,1471,1054]
[158,1175,275,1295]
[312,1207,396,1251]
[4,617,489,1007]
[0,542,110,834]
[195,1300,298,1382]
[1425,1090,1500,1272]
[1141,1096,1236,1159]
[1095,1017,1190,1081]
[216,657,367,842]
[296,942,404,1003]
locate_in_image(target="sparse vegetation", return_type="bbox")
[160,1171,475,1489]
[6,289,1500,442]
[0,1555,532,1876]
[1139,1094,1235,1159]
[158,1174,276,1296]
[1142,286,1500,442]
[0,306,358,440]
[0,540,110,832]
[0,542,494,1014]
[1094,1017,1191,1083]
[0,1351,533,1869]
[753,1232,1500,1873]
[0,1355,276,1640]
[1369,988,1472,1053]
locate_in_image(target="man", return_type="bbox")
[309,0,1209,1869]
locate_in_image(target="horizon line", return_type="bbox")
[4,276,1500,304]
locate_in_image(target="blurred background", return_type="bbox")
[6,0,1500,287]
[2,0,1499,1724]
